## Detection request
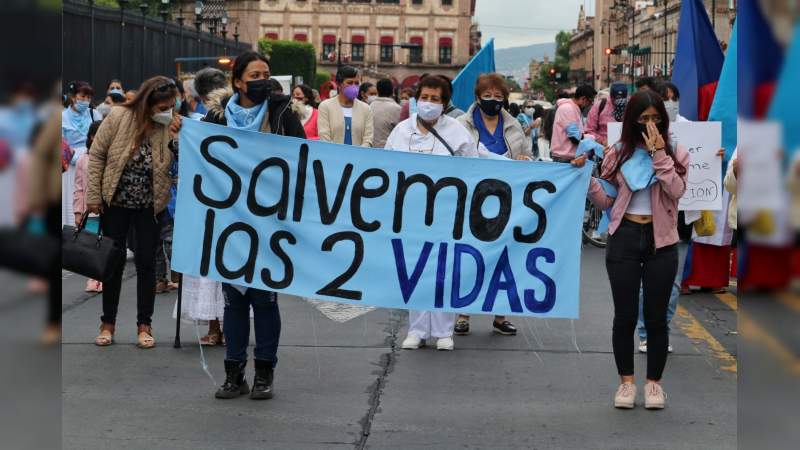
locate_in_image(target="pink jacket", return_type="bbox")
[588,145,690,249]
[584,99,616,144]
[73,153,89,217]
[550,98,583,160]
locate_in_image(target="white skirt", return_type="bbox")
[172,275,225,323]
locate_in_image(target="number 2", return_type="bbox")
[316,232,364,300]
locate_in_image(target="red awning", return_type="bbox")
[439,37,453,46]
[409,36,423,45]
[293,33,307,42]
[351,35,365,44]
[322,34,336,44]
[380,36,394,45]
[265,32,279,40]
[401,75,420,88]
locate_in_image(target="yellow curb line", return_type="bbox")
[674,305,737,374]
[738,312,800,376]
[715,292,738,311]
[777,292,800,313]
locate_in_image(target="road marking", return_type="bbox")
[674,305,737,373]
[739,312,800,376]
[714,292,737,311]
[777,292,800,313]
[304,298,375,323]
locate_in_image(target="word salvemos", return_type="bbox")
[192,135,559,314]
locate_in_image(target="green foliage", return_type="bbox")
[530,30,572,101]
[258,39,317,87]
[313,70,332,90]
[92,0,172,17]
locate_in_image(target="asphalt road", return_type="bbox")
[60,245,738,450]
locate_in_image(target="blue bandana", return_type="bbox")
[621,148,657,192]
[224,93,267,132]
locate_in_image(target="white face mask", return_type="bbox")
[417,101,444,121]
[367,95,378,104]
[97,103,112,118]
[151,109,173,125]
[664,100,679,122]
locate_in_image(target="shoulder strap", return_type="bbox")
[417,118,455,156]
[599,98,607,115]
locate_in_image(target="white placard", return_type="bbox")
[607,121,722,211]
[737,119,784,213]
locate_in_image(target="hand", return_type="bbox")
[514,155,532,161]
[571,154,588,167]
[169,115,183,139]
[74,213,83,226]
[87,203,103,214]
[716,148,725,157]
[642,122,665,154]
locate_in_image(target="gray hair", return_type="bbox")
[194,68,227,100]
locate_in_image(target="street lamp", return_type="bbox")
[221,11,228,54]
[195,1,203,44]
[233,24,240,46]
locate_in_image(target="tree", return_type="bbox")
[530,30,572,101]
[258,39,317,88]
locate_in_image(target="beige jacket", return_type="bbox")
[317,96,374,147]
[29,105,61,210]
[457,103,533,159]
[87,106,174,214]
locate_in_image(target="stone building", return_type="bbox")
[220,0,478,88]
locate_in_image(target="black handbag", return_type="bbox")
[62,212,124,281]
[0,225,59,276]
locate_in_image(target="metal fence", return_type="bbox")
[64,0,251,101]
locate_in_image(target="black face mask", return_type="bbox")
[479,98,503,116]
[244,79,271,104]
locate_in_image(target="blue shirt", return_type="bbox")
[473,107,508,155]
[344,116,353,145]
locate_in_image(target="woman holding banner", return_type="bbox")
[200,51,306,400]
[584,91,689,410]
[454,73,532,337]
[384,75,479,351]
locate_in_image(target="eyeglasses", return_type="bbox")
[408,131,435,154]
[154,79,176,93]
[636,114,662,124]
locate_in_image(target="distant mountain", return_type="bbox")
[494,42,556,82]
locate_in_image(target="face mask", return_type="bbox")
[417,101,444,122]
[292,98,305,105]
[74,100,90,113]
[524,107,534,117]
[329,89,338,97]
[479,98,503,116]
[367,95,378,104]
[96,103,112,118]
[400,99,409,106]
[664,100,679,122]
[175,97,183,111]
[612,97,628,122]
[343,84,360,101]
[151,109,173,125]
[243,79,271,104]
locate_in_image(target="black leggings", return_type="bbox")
[606,220,677,380]
[101,206,159,326]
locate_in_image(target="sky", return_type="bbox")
[474,0,595,49]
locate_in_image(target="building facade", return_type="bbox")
[570,0,737,90]
[222,0,477,87]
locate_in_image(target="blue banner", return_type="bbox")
[172,119,591,318]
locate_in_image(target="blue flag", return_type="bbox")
[172,119,592,318]
[451,38,496,112]
[707,20,737,173]
[768,23,800,164]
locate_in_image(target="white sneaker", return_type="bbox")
[668,344,673,353]
[644,382,666,409]
[436,336,454,351]
[401,333,422,349]
[638,340,647,353]
[614,382,637,409]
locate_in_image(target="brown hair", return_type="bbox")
[414,74,452,105]
[124,76,178,148]
[474,73,509,99]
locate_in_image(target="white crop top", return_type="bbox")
[626,186,652,215]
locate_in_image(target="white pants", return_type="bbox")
[408,310,456,339]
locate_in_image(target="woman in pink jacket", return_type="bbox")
[72,120,104,292]
[583,91,688,410]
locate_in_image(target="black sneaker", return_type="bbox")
[215,359,249,399]
[250,359,274,400]
[454,319,470,335]
[493,320,517,336]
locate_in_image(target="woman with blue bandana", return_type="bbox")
[583,91,689,411]
[61,81,102,226]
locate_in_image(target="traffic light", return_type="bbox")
[605,47,613,56]
[549,68,556,76]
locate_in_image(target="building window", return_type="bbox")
[377,0,401,3]
[264,32,279,40]
[412,0,423,4]
[322,35,336,61]
[439,37,452,64]
[442,0,453,6]
[352,44,365,62]
[380,45,394,63]
[409,36,423,64]
[293,33,307,42]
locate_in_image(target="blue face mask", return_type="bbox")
[74,100,90,113]
[621,149,657,192]
[175,97,183,111]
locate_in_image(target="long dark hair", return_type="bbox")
[604,90,686,180]
[124,76,178,148]
[294,84,317,108]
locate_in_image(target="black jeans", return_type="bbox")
[101,205,160,326]
[606,219,678,380]
[222,285,281,367]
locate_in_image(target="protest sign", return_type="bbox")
[607,121,722,210]
[737,119,783,213]
[172,119,592,318]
